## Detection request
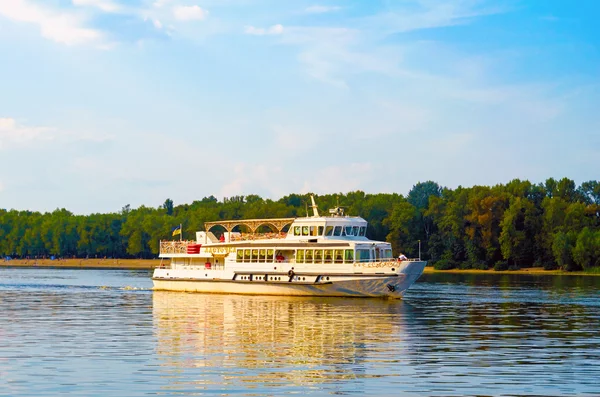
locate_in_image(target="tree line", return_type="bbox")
[1,178,599,271]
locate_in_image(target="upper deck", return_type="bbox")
[159,199,383,257]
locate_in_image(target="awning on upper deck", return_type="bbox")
[204,218,295,233]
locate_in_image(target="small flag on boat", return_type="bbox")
[172,225,181,236]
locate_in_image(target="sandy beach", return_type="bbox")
[0,258,161,269]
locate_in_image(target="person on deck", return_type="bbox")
[398,253,408,261]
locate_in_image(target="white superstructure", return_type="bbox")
[153,200,426,298]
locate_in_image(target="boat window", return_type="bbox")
[384,249,393,259]
[296,250,305,263]
[324,250,333,263]
[305,250,313,263]
[252,249,259,262]
[359,226,366,236]
[333,226,342,236]
[325,226,334,236]
[244,249,251,262]
[294,226,301,236]
[267,249,274,262]
[334,250,344,263]
[344,250,354,263]
[236,250,243,262]
[309,226,317,236]
[345,226,353,236]
[375,248,380,260]
[314,250,323,263]
[302,226,309,236]
[357,249,370,262]
[352,226,359,236]
[259,249,266,262]
[318,226,324,236]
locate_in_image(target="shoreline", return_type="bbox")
[423,266,600,276]
[0,258,160,270]
[1,259,598,276]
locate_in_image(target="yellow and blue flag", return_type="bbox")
[172,225,181,236]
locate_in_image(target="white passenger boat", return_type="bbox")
[153,198,426,298]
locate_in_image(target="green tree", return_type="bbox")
[572,227,600,270]
[552,231,578,271]
[162,199,174,216]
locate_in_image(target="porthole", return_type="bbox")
[326,277,329,280]
[302,277,305,281]
[392,268,395,271]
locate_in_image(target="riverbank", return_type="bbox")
[0,258,161,269]
[2,259,598,275]
[423,266,600,276]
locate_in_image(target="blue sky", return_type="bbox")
[0,0,599,214]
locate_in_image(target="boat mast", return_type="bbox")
[310,195,320,217]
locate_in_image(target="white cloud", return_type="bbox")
[361,1,505,35]
[153,0,172,8]
[220,163,283,198]
[173,5,208,21]
[244,24,284,36]
[305,5,341,14]
[153,18,162,29]
[0,117,113,150]
[300,163,374,194]
[72,0,120,13]
[0,117,57,149]
[0,0,101,45]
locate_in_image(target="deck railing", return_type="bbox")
[160,240,195,255]
[228,232,287,241]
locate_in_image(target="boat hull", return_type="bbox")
[152,260,426,298]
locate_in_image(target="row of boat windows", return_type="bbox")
[291,225,367,237]
[235,248,394,263]
[236,249,275,262]
[297,248,393,263]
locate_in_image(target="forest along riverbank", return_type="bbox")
[1,259,599,276]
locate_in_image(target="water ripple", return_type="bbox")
[0,269,599,396]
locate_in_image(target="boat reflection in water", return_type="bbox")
[152,291,411,392]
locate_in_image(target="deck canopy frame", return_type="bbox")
[204,218,295,234]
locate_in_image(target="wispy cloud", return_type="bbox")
[244,24,284,36]
[0,117,57,149]
[305,5,341,14]
[72,0,121,13]
[0,0,101,45]
[272,1,507,87]
[300,163,374,194]
[0,117,113,150]
[173,5,208,21]
[361,0,505,34]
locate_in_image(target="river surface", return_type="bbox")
[0,267,599,396]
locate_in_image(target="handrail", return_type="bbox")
[159,240,195,254]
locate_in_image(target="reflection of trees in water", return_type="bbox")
[152,292,410,388]
[403,275,600,377]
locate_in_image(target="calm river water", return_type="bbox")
[0,268,599,396]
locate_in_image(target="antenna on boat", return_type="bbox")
[328,197,345,217]
[310,194,320,217]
